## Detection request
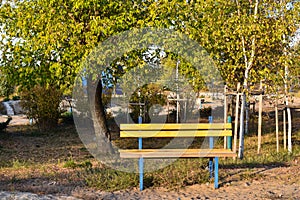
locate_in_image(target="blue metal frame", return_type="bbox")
[214,157,219,189]
[208,116,214,178]
[138,116,143,191]
[139,156,143,191]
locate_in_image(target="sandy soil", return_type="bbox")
[67,161,300,200]
[0,162,299,200]
[0,115,30,126]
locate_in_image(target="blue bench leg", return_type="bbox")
[139,157,144,191]
[214,157,219,189]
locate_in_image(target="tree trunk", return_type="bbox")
[287,105,292,153]
[238,92,245,159]
[280,15,292,153]
[245,101,249,135]
[87,76,114,155]
[233,83,240,154]
[257,81,263,154]
[275,100,279,152]
[283,108,287,150]
[283,35,292,153]
[224,85,227,149]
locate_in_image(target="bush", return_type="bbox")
[20,85,62,131]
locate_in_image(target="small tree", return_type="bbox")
[20,85,62,131]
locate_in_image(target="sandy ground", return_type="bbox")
[0,114,30,126]
[1,163,299,200]
[69,161,300,200]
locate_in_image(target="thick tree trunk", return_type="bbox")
[87,76,114,155]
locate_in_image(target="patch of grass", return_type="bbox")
[63,159,93,169]
[238,169,265,181]
[78,159,210,191]
[11,159,30,169]
[63,159,77,169]
[83,167,139,191]
[222,130,300,169]
[148,159,209,190]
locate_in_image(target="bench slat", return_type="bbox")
[119,149,236,158]
[120,123,232,131]
[120,130,232,137]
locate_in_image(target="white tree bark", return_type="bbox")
[275,100,279,152]
[245,102,249,135]
[283,109,287,150]
[238,93,245,159]
[283,33,292,153]
[233,83,240,154]
[286,102,292,153]
[257,81,263,154]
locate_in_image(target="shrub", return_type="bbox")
[20,85,62,131]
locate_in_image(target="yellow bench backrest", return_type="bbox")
[120,123,232,138]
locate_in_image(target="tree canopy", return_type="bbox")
[0,0,299,94]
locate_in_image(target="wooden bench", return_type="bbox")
[119,121,236,190]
